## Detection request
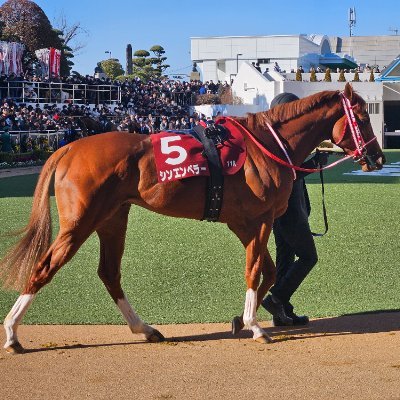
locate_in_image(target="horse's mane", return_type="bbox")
[251,90,363,128]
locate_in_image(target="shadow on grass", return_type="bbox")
[0,174,39,198]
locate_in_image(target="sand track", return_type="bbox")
[0,312,399,399]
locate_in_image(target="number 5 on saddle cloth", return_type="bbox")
[150,118,247,221]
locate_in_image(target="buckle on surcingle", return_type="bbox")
[204,124,228,145]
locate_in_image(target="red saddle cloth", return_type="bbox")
[150,117,247,183]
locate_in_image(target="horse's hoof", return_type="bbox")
[146,328,165,343]
[232,316,244,335]
[254,334,273,344]
[4,341,25,354]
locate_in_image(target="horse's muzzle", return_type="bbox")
[361,153,385,172]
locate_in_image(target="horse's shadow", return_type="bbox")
[23,310,399,353]
[168,309,400,343]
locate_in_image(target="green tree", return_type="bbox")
[100,59,124,80]
[324,68,332,82]
[150,45,170,76]
[132,49,154,81]
[131,46,170,81]
[133,49,151,68]
[0,0,63,73]
[0,0,61,52]
[295,68,302,81]
[338,69,346,82]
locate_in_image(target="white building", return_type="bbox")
[191,34,400,149]
[191,34,356,83]
[331,35,400,69]
[192,60,400,149]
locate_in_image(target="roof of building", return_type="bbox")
[319,53,358,70]
[376,55,400,81]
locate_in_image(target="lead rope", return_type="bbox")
[311,153,329,237]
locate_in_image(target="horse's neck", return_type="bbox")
[276,98,342,165]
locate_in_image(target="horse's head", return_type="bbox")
[332,83,385,172]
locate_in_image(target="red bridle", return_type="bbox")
[335,92,377,160]
[223,92,377,179]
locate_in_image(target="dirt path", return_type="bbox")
[0,312,399,400]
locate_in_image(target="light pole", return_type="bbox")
[236,53,243,74]
[105,50,111,59]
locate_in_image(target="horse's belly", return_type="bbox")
[133,177,208,220]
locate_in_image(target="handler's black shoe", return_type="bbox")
[231,316,244,335]
[273,312,309,327]
[261,294,293,325]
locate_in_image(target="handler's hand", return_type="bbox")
[314,151,329,167]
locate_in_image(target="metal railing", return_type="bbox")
[0,81,121,104]
[6,129,80,151]
[0,81,202,108]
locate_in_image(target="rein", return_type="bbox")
[224,116,352,181]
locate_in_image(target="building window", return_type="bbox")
[367,103,380,114]
[257,58,270,64]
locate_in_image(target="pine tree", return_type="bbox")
[338,70,346,82]
[149,45,169,77]
[295,68,302,81]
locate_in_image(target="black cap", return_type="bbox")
[270,92,299,108]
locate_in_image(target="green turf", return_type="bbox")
[0,151,399,325]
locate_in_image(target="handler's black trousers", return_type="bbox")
[269,182,318,304]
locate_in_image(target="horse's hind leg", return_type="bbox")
[96,204,164,343]
[4,229,88,354]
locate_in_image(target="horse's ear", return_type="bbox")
[343,82,353,100]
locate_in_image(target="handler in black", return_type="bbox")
[261,92,329,326]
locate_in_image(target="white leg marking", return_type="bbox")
[243,289,265,340]
[117,296,152,335]
[4,294,35,348]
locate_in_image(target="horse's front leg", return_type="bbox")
[232,249,276,336]
[231,220,273,343]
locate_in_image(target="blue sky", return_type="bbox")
[19,0,400,76]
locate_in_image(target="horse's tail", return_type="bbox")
[0,146,70,292]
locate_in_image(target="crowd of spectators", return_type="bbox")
[0,73,230,152]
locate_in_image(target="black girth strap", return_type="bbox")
[193,124,224,222]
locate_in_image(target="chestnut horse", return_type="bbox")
[0,84,384,353]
